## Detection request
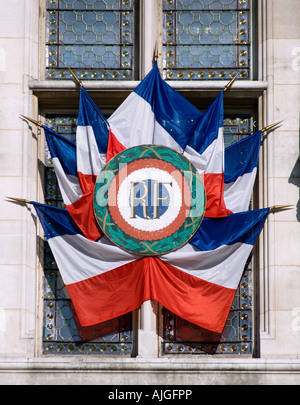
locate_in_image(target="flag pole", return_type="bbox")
[68,67,83,87]
[6,197,31,205]
[270,204,293,213]
[261,120,283,133]
[154,41,158,62]
[20,115,43,127]
[224,72,240,92]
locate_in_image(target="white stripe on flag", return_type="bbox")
[184,126,224,175]
[49,234,138,285]
[161,241,253,289]
[224,169,257,213]
[108,92,183,153]
[51,157,82,205]
[76,125,104,176]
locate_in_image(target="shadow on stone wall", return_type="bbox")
[289,155,300,221]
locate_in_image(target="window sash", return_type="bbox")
[42,111,256,356]
[45,0,139,80]
[162,0,254,80]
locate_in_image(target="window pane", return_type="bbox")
[223,114,253,147]
[43,114,134,355]
[46,0,137,80]
[162,258,253,355]
[162,0,251,80]
[162,113,255,355]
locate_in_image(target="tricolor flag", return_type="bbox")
[184,92,227,217]
[71,86,110,240]
[43,86,110,241]
[107,61,203,158]
[43,63,227,243]
[31,63,270,334]
[108,62,226,217]
[224,130,262,213]
[33,202,269,333]
[44,127,78,206]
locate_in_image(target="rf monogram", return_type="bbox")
[130,181,172,219]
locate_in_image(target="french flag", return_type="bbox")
[224,130,262,213]
[32,202,269,333]
[184,92,227,217]
[43,63,228,241]
[43,86,110,241]
[107,61,203,159]
[106,62,227,218]
[72,86,110,240]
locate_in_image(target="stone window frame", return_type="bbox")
[33,0,268,358]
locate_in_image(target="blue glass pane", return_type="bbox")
[46,0,136,80]
[163,0,251,80]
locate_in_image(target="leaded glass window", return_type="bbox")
[43,115,134,355]
[46,0,138,80]
[163,0,253,80]
[162,113,255,355]
[162,258,253,354]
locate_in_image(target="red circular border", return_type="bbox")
[107,158,192,241]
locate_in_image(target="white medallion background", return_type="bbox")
[117,168,182,232]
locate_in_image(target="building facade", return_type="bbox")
[0,0,300,384]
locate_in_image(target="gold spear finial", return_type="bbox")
[68,67,83,87]
[20,115,43,127]
[261,120,284,133]
[6,197,31,204]
[270,204,294,213]
[154,41,158,62]
[224,72,240,92]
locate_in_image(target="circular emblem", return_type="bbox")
[93,145,206,256]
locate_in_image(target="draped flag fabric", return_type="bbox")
[43,87,109,241]
[34,62,269,334]
[70,87,109,240]
[224,130,262,213]
[33,202,269,333]
[43,62,228,241]
[184,92,227,217]
[107,61,203,158]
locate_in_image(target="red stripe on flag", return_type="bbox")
[66,258,150,326]
[66,172,102,241]
[203,172,228,218]
[77,172,97,194]
[149,258,235,334]
[66,257,236,333]
[106,129,126,162]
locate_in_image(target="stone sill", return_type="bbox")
[1,357,299,384]
[29,79,268,110]
[29,78,268,92]
[0,356,299,372]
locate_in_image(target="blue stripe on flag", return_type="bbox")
[190,208,269,251]
[187,92,224,155]
[33,200,269,256]
[77,87,109,154]
[225,131,262,183]
[134,62,203,150]
[43,127,77,177]
[33,202,83,239]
